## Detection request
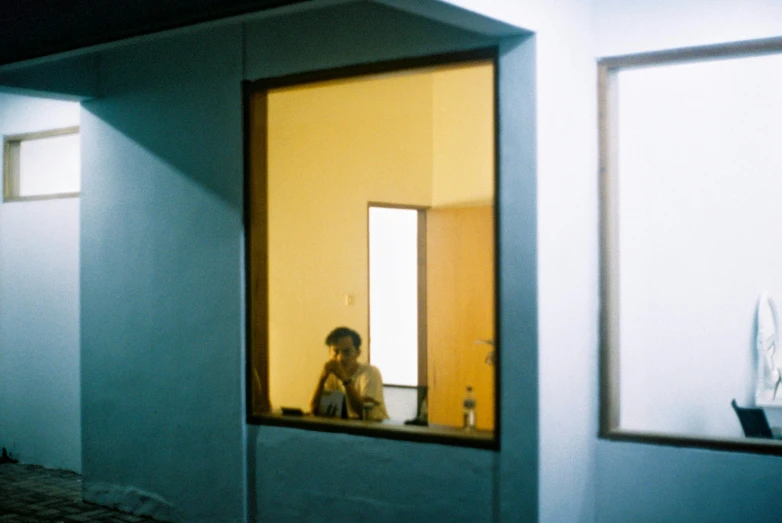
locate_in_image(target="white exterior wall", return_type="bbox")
[593,0,782,521]
[0,93,81,472]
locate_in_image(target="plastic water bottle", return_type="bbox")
[462,386,476,431]
[419,398,428,422]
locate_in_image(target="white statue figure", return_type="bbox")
[756,291,782,406]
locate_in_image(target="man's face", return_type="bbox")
[331,335,359,370]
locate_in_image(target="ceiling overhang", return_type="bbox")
[0,0,528,99]
[0,0,313,67]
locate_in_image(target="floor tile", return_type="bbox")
[0,464,159,522]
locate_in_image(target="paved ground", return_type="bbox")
[0,463,159,522]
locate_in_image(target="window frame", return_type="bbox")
[244,47,500,449]
[599,36,782,456]
[3,126,80,202]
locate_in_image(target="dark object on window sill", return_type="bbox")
[404,417,428,427]
[731,399,779,439]
[281,407,304,416]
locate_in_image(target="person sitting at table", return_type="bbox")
[310,326,389,420]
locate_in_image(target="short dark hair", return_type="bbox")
[325,326,361,349]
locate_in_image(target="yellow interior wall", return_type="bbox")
[267,73,434,409]
[431,63,494,207]
[266,61,494,411]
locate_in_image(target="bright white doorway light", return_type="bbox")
[368,206,419,386]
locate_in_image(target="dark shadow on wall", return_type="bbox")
[76,23,247,522]
[80,24,244,211]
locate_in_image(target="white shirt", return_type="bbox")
[324,362,389,420]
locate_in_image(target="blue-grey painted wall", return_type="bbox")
[243,4,538,522]
[0,1,581,521]
[0,0,594,521]
[79,24,247,522]
[11,1,782,522]
[0,93,81,472]
[76,2,540,520]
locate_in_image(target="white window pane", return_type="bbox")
[19,133,80,196]
[369,207,418,386]
[617,53,782,438]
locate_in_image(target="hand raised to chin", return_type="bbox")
[323,360,348,381]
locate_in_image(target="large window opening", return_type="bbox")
[246,53,498,446]
[600,39,782,454]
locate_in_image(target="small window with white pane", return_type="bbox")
[3,127,80,201]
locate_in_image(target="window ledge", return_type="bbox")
[249,412,497,450]
[3,192,79,203]
[601,428,782,457]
